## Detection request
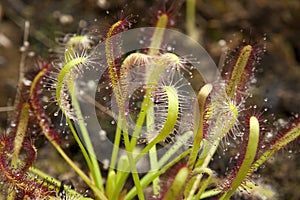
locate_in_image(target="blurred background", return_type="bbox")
[0,0,299,199]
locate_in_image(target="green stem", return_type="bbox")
[105,170,116,199]
[130,15,170,148]
[163,167,189,200]
[148,14,168,55]
[70,82,104,192]
[109,114,122,170]
[199,188,222,199]
[112,155,129,200]
[186,0,198,41]
[46,136,106,200]
[125,149,190,200]
[192,168,213,200]
[67,117,93,175]
[187,139,220,199]
[135,86,179,162]
[188,84,212,169]
[121,130,192,200]
[147,96,160,194]
[149,145,160,194]
[30,65,104,199]
[106,110,122,198]
[158,131,193,168]
[122,85,181,199]
[129,89,151,149]
[121,117,145,200]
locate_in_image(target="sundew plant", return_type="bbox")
[0,1,300,200]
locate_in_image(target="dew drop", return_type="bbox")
[251,78,257,83]
[22,79,32,86]
[103,159,110,170]
[218,39,226,46]
[167,46,172,51]
[266,132,273,138]
[10,122,16,127]
[99,130,107,141]
[169,19,175,26]
[263,36,267,41]
[87,80,96,89]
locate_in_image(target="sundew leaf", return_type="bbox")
[219,116,259,200]
[248,122,300,176]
